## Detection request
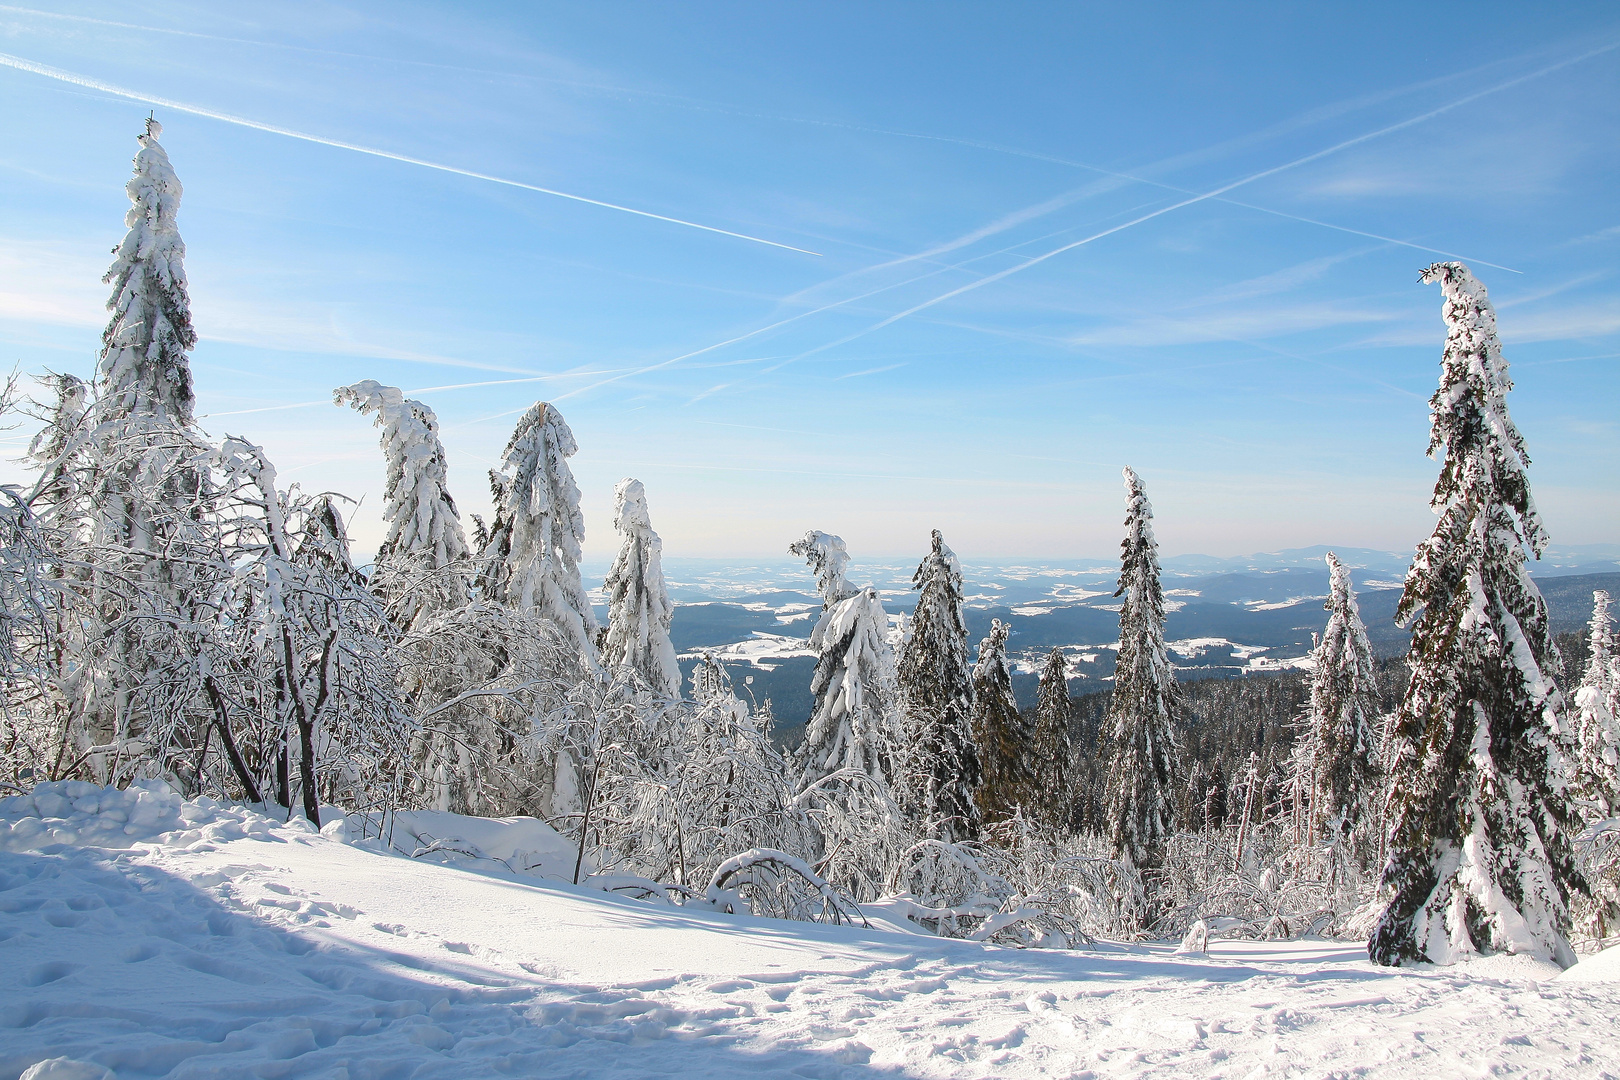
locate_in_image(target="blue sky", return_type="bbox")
[1,2,1616,561]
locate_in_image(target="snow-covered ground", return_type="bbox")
[4,784,1618,1079]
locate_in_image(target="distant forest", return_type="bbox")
[1056,629,1594,835]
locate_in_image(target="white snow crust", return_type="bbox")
[4,783,1618,1078]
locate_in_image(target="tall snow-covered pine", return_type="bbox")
[79,118,219,770]
[602,478,679,697]
[1031,647,1074,827]
[1301,552,1381,859]
[481,402,598,664]
[971,618,1034,825]
[1370,263,1580,969]
[896,529,982,841]
[1101,467,1181,878]
[1572,591,1619,817]
[334,381,470,628]
[790,530,896,791]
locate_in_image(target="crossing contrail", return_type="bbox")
[0,50,821,256]
[775,36,1620,366]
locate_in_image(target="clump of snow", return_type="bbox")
[360,808,587,881]
[0,779,307,852]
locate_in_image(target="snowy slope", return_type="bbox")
[3,785,1618,1079]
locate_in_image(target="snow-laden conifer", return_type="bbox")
[790,530,896,789]
[971,619,1034,825]
[1572,591,1619,817]
[1101,468,1181,881]
[480,402,597,664]
[75,119,222,776]
[27,373,89,524]
[895,529,981,841]
[1031,647,1074,826]
[602,478,678,697]
[1370,263,1580,969]
[98,119,196,428]
[1300,552,1381,861]
[790,530,852,605]
[334,380,470,627]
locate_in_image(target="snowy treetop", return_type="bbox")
[789,530,854,605]
[485,399,597,660]
[1587,590,1612,677]
[972,618,1010,685]
[603,476,678,696]
[99,122,197,426]
[500,401,587,566]
[1416,261,1545,554]
[614,477,653,533]
[333,380,470,571]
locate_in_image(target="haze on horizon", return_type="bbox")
[1,2,1616,563]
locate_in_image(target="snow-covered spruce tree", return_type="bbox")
[74,119,224,782]
[1369,263,1581,969]
[27,373,89,526]
[896,529,982,842]
[98,120,196,428]
[1101,468,1181,902]
[333,381,470,628]
[602,478,678,698]
[787,530,910,895]
[1570,592,1620,946]
[479,401,598,665]
[971,619,1035,826]
[336,381,566,815]
[1300,552,1381,863]
[463,402,601,819]
[790,530,897,789]
[1572,591,1619,817]
[1031,647,1074,828]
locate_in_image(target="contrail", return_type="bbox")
[517,261,969,413]
[0,51,821,256]
[915,140,1524,274]
[776,37,1620,365]
[526,199,1168,417]
[773,174,1129,308]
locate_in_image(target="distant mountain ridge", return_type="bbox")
[619,552,1620,742]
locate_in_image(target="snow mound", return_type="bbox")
[365,808,584,881]
[0,779,308,852]
[0,781,582,882]
[1557,943,1620,983]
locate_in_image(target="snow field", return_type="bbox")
[3,784,1619,1079]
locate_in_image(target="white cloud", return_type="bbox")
[1069,302,1399,348]
[0,237,107,329]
